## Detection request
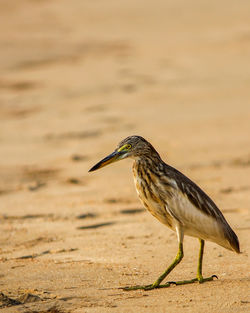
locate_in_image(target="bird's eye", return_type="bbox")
[118,144,132,152]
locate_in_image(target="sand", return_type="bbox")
[0,0,249,312]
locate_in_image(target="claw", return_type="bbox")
[120,285,140,291]
[212,275,218,280]
[167,281,177,285]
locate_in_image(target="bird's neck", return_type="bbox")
[133,153,163,172]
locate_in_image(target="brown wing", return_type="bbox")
[163,163,240,253]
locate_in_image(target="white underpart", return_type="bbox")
[165,191,231,250]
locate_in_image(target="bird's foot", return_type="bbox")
[168,275,218,286]
[120,275,218,291]
[120,282,171,291]
[198,274,218,284]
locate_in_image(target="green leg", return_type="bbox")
[196,239,217,283]
[122,241,184,291]
[169,239,218,286]
[197,238,204,281]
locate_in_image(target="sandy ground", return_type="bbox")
[0,0,250,312]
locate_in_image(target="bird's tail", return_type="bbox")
[223,222,240,253]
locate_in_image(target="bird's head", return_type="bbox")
[88,135,159,172]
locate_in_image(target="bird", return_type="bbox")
[89,135,240,290]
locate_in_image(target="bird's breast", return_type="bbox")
[133,165,173,228]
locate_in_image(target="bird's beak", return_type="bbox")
[88,150,123,172]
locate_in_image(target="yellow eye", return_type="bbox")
[118,144,132,152]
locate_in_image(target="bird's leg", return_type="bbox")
[122,225,184,291]
[168,239,218,286]
[121,241,183,291]
[196,239,217,283]
[197,238,204,281]
[151,241,184,288]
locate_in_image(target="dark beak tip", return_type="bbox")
[88,165,98,172]
[88,151,118,173]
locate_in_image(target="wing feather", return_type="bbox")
[163,164,240,253]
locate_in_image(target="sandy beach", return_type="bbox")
[0,0,250,312]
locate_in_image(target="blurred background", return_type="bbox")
[1,0,250,203]
[0,1,249,311]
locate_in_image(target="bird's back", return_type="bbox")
[133,159,240,253]
[163,163,240,253]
